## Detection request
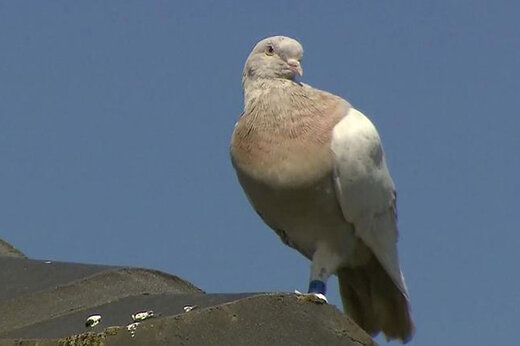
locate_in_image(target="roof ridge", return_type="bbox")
[0,238,26,258]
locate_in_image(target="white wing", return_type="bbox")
[331,108,409,298]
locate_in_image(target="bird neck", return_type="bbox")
[242,78,301,112]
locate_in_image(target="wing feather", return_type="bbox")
[331,108,409,298]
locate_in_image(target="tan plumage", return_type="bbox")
[231,36,414,343]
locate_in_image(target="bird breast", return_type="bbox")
[231,86,348,188]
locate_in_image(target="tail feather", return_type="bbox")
[338,256,414,343]
[338,267,380,336]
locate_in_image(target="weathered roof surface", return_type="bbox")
[0,238,377,346]
[0,257,202,336]
[2,292,256,339]
[0,238,26,258]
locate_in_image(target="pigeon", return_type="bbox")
[230,36,414,343]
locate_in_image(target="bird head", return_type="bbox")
[242,36,303,85]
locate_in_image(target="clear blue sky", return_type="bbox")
[1,1,518,345]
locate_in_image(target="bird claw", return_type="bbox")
[294,291,328,304]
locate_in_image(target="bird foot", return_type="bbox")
[294,290,328,304]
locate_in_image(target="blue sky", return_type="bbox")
[1,1,519,345]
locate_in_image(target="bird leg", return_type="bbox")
[308,280,327,295]
[296,244,344,304]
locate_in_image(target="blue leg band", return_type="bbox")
[308,280,326,294]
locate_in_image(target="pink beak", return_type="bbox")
[287,59,303,77]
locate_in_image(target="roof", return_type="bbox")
[0,238,376,346]
[0,238,26,258]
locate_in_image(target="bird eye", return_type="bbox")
[265,45,275,56]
